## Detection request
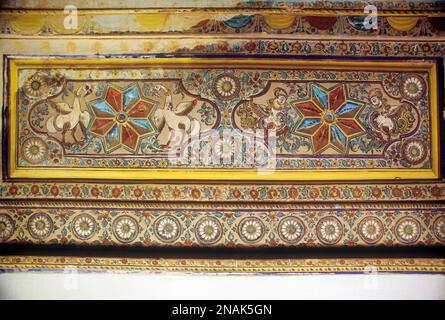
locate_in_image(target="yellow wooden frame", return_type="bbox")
[7,57,440,181]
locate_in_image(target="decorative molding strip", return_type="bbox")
[1,182,444,202]
[1,200,444,210]
[1,206,444,247]
[0,9,444,36]
[1,256,444,273]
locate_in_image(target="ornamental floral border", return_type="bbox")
[1,206,444,247]
[1,182,444,202]
[173,38,445,59]
[1,256,444,274]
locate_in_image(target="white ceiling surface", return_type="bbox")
[0,272,444,299]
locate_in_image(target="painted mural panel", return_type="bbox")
[7,57,439,180]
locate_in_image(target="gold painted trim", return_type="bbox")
[1,200,444,210]
[1,256,444,273]
[8,57,440,181]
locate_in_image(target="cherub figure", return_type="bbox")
[368,88,416,143]
[369,88,395,142]
[238,87,290,136]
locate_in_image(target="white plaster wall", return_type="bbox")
[0,272,444,299]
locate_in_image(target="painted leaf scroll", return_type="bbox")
[8,57,439,180]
